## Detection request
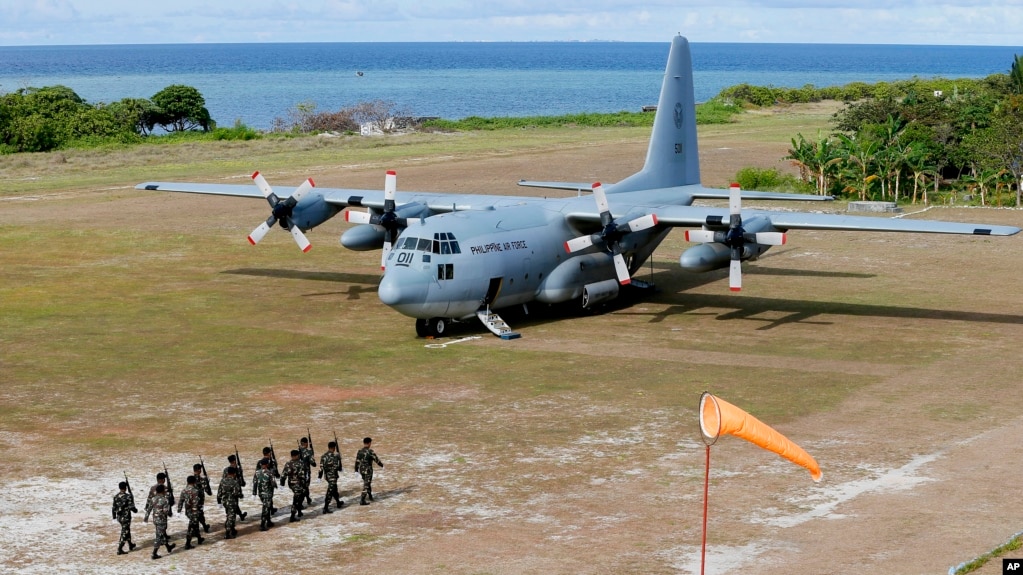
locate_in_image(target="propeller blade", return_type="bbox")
[753,232,786,246]
[592,182,610,215]
[248,217,275,245]
[565,235,595,253]
[729,259,742,292]
[384,170,397,201]
[291,178,315,203]
[251,171,273,197]
[345,210,373,225]
[380,240,392,270]
[613,253,632,285]
[729,183,741,215]
[624,213,658,233]
[290,225,312,253]
[685,229,716,243]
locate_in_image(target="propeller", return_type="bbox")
[247,171,314,252]
[344,170,410,269]
[683,183,786,291]
[563,182,659,285]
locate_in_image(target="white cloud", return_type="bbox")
[0,1,1021,44]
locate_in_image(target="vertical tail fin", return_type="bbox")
[612,36,700,192]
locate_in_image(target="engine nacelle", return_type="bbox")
[341,225,386,251]
[292,193,341,231]
[581,279,620,308]
[679,215,778,272]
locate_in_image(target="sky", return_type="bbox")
[1,0,1022,46]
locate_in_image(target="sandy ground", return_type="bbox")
[2,121,1023,575]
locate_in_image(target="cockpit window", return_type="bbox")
[416,238,432,252]
[399,236,418,250]
[433,232,461,254]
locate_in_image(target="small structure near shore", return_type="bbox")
[847,201,903,214]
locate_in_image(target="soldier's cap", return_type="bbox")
[228,454,237,462]
[156,484,166,493]
[301,437,309,444]
[226,466,237,475]
[157,472,166,480]
[193,463,202,471]
[290,449,300,457]
[119,481,128,490]
[186,475,197,484]
[259,458,270,466]
[363,437,372,444]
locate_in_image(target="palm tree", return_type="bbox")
[1011,54,1023,95]
[837,133,880,201]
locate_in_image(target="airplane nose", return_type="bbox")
[378,267,430,308]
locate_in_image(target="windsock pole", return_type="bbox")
[698,392,721,575]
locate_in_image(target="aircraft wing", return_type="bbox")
[650,205,1020,236]
[136,181,535,213]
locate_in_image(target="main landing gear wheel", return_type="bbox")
[416,317,449,338]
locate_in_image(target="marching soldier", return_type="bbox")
[223,455,248,521]
[145,473,172,519]
[355,437,384,505]
[192,463,212,533]
[299,436,316,506]
[253,458,276,531]
[217,466,243,539]
[319,440,343,513]
[144,484,175,560]
[280,449,307,522]
[257,446,280,514]
[111,481,138,555]
[177,475,205,549]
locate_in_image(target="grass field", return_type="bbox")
[2,104,1022,574]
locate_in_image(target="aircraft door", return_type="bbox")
[482,277,503,307]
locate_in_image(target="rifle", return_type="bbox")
[307,427,314,454]
[198,456,213,496]
[124,471,139,513]
[268,439,279,477]
[333,429,342,471]
[162,461,175,507]
[234,444,246,487]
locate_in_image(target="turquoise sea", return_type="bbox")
[0,42,1019,129]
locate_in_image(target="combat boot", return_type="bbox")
[336,496,344,508]
[184,537,194,550]
[128,540,137,551]
[368,487,374,502]
[360,493,369,505]
[203,521,211,533]
[117,543,126,555]
[165,542,176,553]
[152,550,161,560]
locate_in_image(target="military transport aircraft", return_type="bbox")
[138,36,1020,339]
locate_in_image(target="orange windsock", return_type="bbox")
[700,392,822,482]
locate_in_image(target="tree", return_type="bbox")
[150,85,212,132]
[1010,54,1023,95]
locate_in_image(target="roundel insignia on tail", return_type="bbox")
[673,102,684,129]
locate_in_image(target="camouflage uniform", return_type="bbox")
[281,456,307,521]
[253,463,276,530]
[319,447,342,512]
[147,491,174,558]
[144,482,172,520]
[355,444,383,505]
[299,441,316,505]
[217,473,243,538]
[222,465,248,522]
[177,483,204,547]
[193,470,212,532]
[111,488,136,554]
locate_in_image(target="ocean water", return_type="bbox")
[0,42,1019,130]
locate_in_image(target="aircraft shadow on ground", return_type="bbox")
[628,291,1023,331]
[223,268,380,300]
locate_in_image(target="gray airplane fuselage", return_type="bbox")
[377,194,677,320]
